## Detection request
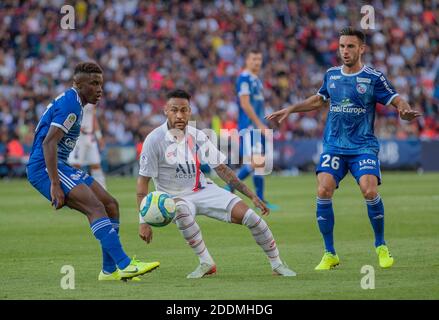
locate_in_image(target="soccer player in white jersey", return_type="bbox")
[136,89,296,278]
[68,103,107,189]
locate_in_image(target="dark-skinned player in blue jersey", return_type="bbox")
[26,62,159,281]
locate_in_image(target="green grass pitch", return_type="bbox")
[1,172,438,299]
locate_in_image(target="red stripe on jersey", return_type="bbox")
[187,135,201,192]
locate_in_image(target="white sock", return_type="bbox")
[242,209,282,269]
[91,168,107,190]
[175,204,214,265]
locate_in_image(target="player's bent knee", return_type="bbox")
[362,188,378,200]
[174,202,192,220]
[230,200,248,224]
[88,201,107,217]
[317,185,334,199]
[104,197,119,218]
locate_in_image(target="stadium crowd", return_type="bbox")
[0,0,438,176]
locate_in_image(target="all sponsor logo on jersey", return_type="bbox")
[63,113,77,130]
[330,99,367,115]
[175,162,197,179]
[359,158,377,166]
[330,75,341,80]
[356,83,368,94]
[356,77,372,84]
[166,150,177,158]
[70,173,82,180]
[64,138,76,149]
[380,76,395,94]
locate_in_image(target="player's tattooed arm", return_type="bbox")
[215,164,253,197]
[391,96,422,121]
[214,164,269,215]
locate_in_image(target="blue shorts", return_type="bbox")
[27,161,94,202]
[240,128,266,158]
[316,153,381,187]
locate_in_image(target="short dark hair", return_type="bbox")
[74,62,103,75]
[166,89,191,101]
[246,48,262,57]
[339,27,366,43]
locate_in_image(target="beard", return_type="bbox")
[343,54,360,67]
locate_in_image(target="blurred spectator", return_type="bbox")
[0,0,437,163]
[6,132,27,177]
[0,127,7,177]
[420,117,439,140]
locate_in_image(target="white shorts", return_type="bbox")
[68,134,102,166]
[173,182,241,223]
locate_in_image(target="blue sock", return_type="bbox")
[237,165,253,181]
[253,174,264,201]
[91,217,130,270]
[316,198,335,254]
[366,195,386,247]
[101,219,120,274]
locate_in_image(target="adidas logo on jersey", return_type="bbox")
[330,83,336,89]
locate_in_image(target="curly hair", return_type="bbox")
[73,62,103,75]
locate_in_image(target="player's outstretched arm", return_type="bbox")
[391,96,423,121]
[42,126,66,209]
[137,175,153,243]
[214,164,269,215]
[265,94,327,124]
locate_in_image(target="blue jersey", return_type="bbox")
[317,65,399,155]
[28,88,83,166]
[236,71,265,131]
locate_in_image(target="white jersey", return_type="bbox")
[81,103,95,134]
[139,121,226,197]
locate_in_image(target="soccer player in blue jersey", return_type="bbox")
[266,27,421,270]
[26,62,159,281]
[227,49,278,210]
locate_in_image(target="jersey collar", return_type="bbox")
[340,64,366,77]
[243,70,259,80]
[71,87,84,107]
